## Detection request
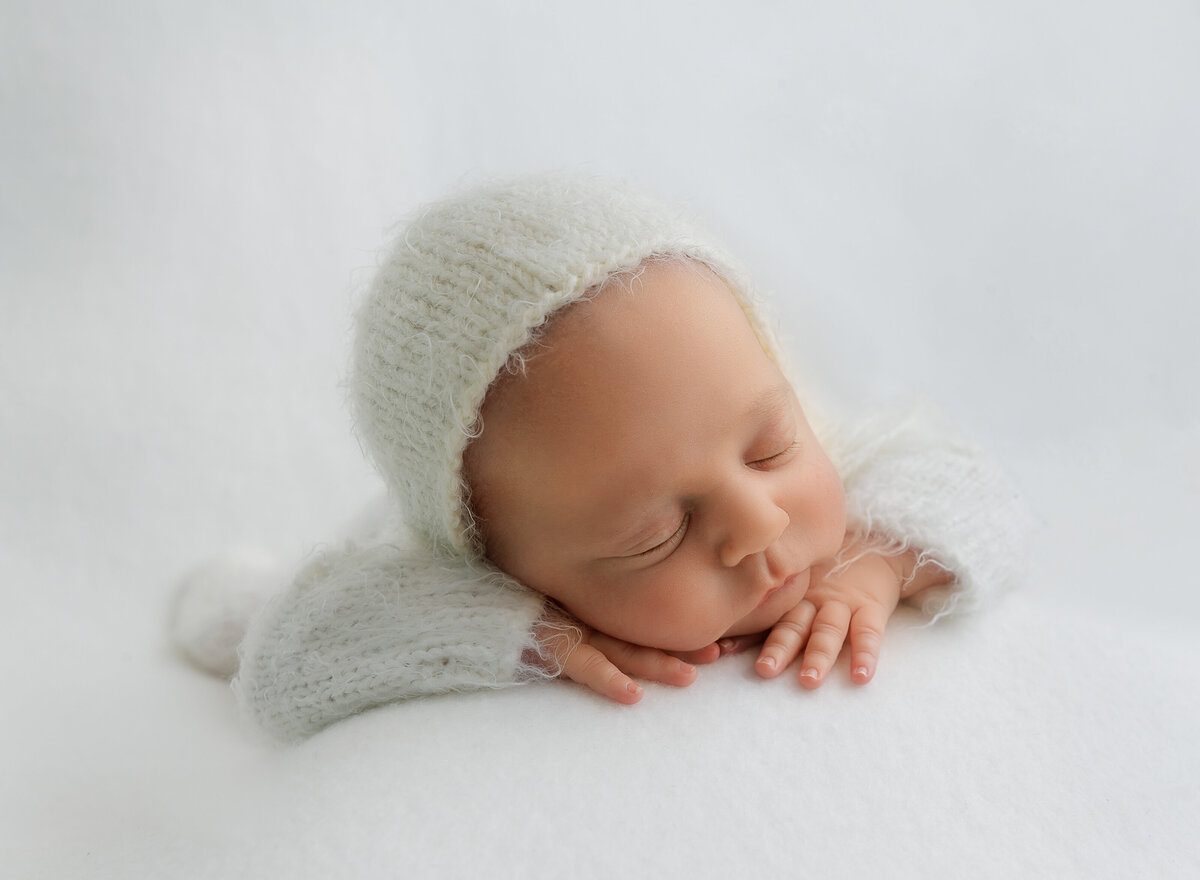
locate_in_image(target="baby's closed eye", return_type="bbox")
[749,440,801,470]
[626,514,690,559]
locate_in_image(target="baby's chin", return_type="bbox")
[714,613,777,646]
[718,620,773,644]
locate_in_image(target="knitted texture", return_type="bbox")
[827,406,1029,619]
[234,540,547,742]
[351,173,780,558]
[170,547,284,677]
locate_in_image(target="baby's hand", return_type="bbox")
[753,538,951,688]
[535,608,718,704]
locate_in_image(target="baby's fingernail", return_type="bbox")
[853,665,870,679]
[626,681,642,696]
[800,667,819,681]
[758,655,776,671]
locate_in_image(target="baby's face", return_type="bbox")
[465,260,847,652]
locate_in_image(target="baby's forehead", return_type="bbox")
[556,257,743,339]
[495,258,743,386]
[481,263,788,452]
[529,257,780,383]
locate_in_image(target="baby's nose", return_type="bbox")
[718,490,789,568]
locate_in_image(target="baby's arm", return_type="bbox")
[233,540,706,739]
[753,406,1026,687]
[235,541,548,741]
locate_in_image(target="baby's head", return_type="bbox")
[352,175,846,651]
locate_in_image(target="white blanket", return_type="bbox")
[3,1,1197,877]
[9,594,1197,878]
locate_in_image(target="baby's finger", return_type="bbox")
[848,605,889,684]
[798,601,851,689]
[755,600,816,679]
[562,642,644,704]
[591,632,698,688]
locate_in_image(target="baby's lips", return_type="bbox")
[755,585,782,609]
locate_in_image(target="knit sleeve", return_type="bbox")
[820,406,1028,620]
[232,540,549,743]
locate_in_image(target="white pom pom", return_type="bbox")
[170,547,284,678]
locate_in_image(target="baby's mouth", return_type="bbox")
[756,586,781,608]
[756,569,807,609]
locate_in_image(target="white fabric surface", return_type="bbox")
[3,1,1198,877]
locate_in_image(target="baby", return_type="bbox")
[462,257,953,701]
[173,174,1023,741]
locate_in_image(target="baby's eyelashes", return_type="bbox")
[749,439,801,470]
[625,514,690,560]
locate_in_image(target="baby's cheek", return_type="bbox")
[567,587,669,647]
[828,486,848,546]
[814,461,848,547]
[618,588,722,652]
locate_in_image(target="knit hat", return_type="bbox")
[351,173,785,559]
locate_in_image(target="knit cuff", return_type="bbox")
[826,405,1028,621]
[234,541,547,742]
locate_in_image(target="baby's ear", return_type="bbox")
[169,547,286,678]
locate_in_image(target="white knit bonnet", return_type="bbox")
[351,173,785,559]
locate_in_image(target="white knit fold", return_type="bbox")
[233,541,547,742]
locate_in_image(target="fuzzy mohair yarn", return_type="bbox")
[169,547,284,677]
[350,173,783,559]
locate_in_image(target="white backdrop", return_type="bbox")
[3,2,1198,877]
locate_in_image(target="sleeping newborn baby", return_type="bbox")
[173,174,1024,741]
[464,257,955,699]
